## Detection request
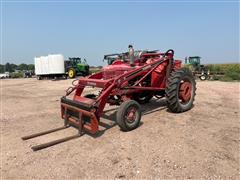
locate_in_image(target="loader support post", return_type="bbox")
[64,108,68,127]
[165,57,173,85]
[78,112,83,135]
[96,83,116,117]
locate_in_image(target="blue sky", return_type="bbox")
[1,1,239,65]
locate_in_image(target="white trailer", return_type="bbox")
[0,72,10,79]
[34,54,66,80]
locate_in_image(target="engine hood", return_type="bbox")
[102,62,135,79]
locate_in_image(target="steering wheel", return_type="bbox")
[163,49,174,57]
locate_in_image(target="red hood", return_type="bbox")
[102,62,136,79]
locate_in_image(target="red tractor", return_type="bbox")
[22,49,196,151]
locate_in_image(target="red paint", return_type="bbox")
[179,82,192,102]
[61,49,183,134]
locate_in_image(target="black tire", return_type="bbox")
[81,72,85,77]
[63,74,68,79]
[68,68,76,78]
[133,92,153,104]
[82,71,89,77]
[199,74,207,81]
[37,76,42,80]
[166,68,196,113]
[116,100,141,131]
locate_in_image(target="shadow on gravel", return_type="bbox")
[90,98,167,138]
[142,98,167,115]
[24,98,168,150]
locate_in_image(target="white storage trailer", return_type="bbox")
[34,54,66,80]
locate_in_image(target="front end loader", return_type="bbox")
[22,49,196,151]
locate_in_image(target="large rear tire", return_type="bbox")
[116,100,141,131]
[68,68,76,78]
[166,68,196,113]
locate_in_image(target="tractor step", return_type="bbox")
[61,96,95,111]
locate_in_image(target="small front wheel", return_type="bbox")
[116,100,141,131]
[37,76,42,80]
[199,74,207,81]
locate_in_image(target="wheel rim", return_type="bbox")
[179,79,192,104]
[69,70,74,78]
[125,107,137,123]
[200,75,206,80]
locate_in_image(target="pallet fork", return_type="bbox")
[22,109,84,151]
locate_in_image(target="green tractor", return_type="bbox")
[65,57,90,78]
[103,50,155,65]
[185,56,210,81]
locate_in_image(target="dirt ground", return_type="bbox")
[1,78,239,179]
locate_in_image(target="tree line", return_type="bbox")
[0,63,34,73]
[0,63,104,74]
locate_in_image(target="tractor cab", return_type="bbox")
[185,56,203,71]
[66,57,90,78]
[185,56,201,67]
[103,53,123,65]
[185,56,210,80]
[69,57,88,66]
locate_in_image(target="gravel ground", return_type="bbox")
[1,78,239,179]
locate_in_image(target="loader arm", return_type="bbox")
[95,50,174,116]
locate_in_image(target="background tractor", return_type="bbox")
[65,57,90,78]
[103,50,158,65]
[185,56,210,80]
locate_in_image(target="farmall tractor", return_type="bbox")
[22,49,196,151]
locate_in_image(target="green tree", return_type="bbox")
[0,64,4,73]
[10,63,18,72]
[5,63,12,72]
[28,64,35,71]
[18,63,28,71]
